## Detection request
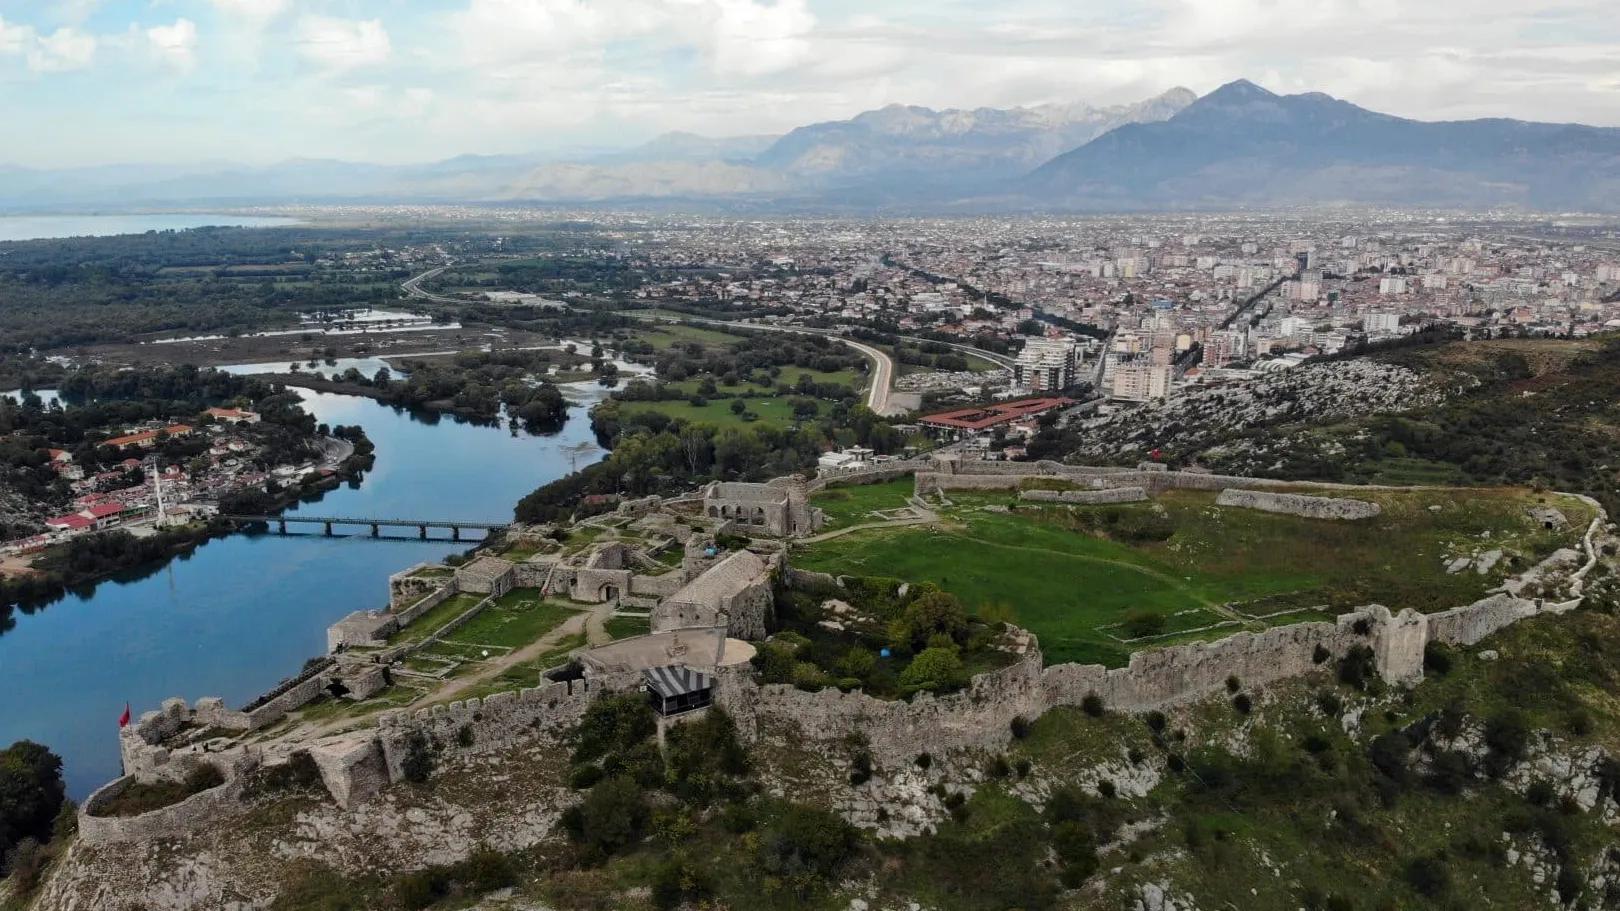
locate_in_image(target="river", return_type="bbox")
[0,384,608,799]
[0,214,299,243]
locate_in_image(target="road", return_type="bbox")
[631,314,905,416]
[400,266,461,305]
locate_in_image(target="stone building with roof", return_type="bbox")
[701,477,823,537]
[651,549,775,640]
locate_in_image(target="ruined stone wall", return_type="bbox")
[750,653,1046,767]
[1426,593,1576,647]
[1042,615,1356,713]
[389,564,453,610]
[630,573,686,598]
[721,579,775,640]
[572,568,634,602]
[933,460,1086,477]
[780,566,842,591]
[1089,470,1296,493]
[239,673,332,730]
[915,473,1026,493]
[1020,487,1148,505]
[394,581,460,628]
[374,677,634,783]
[1215,489,1382,520]
[307,734,390,810]
[78,776,249,847]
[811,465,917,492]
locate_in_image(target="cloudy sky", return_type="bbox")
[2,0,1617,168]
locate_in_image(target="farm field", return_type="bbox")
[793,483,1591,668]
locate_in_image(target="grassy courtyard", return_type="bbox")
[811,478,919,529]
[440,588,581,650]
[793,484,1591,668]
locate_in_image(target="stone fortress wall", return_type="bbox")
[1214,489,1383,520]
[80,458,1608,851]
[1020,487,1148,505]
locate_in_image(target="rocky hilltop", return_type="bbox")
[13,458,1620,911]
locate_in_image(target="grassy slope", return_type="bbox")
[796,486,1590,667]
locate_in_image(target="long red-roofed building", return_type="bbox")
[917,397,1076,436]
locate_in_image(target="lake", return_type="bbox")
[0,214,299,242]
[0,385,606,798]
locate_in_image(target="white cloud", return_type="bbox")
[146,18,197,72]
[56,0,107,27]
[700,0,816,76]
[0,16,32,57]
[206,0,289,26]
[296,16,392,71]
[0,15,98,74]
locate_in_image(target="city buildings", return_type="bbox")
[1013,338,1079,392]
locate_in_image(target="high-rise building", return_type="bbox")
[1014,338,1079,392]
[1366,312,1402,333]
[1110,364,1173,402]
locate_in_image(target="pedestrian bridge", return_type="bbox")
[223,514,507,540]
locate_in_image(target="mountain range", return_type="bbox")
[4,81,1620,212]
[1025,80,1620,211]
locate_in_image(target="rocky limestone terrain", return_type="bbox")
[1070,359,1449,465]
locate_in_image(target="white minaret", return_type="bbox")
[152,468,167,528]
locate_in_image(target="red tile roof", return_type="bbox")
[918,397,1076,431]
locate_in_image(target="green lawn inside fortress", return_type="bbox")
[796,484,1590,667]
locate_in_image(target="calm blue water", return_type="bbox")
[0,214,298,242]
[0,387,605,798]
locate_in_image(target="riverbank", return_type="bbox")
[0,430,377,613]
[0,385,609,798]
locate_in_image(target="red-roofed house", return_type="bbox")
[104,425,194,450]
[45,514,94,532]
[85,502,125,528]
[204,407,261,424]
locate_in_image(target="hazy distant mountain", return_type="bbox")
[1023,80,1620,210]
[492,160,790,201]
[607,132,780,164]
[753,88,1196,188]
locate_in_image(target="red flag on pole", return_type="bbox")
[1150,449,1162,460]
[118,703,131,728]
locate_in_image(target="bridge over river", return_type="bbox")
[223,514,508,540]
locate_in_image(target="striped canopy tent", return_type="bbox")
[643,665,713,717]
